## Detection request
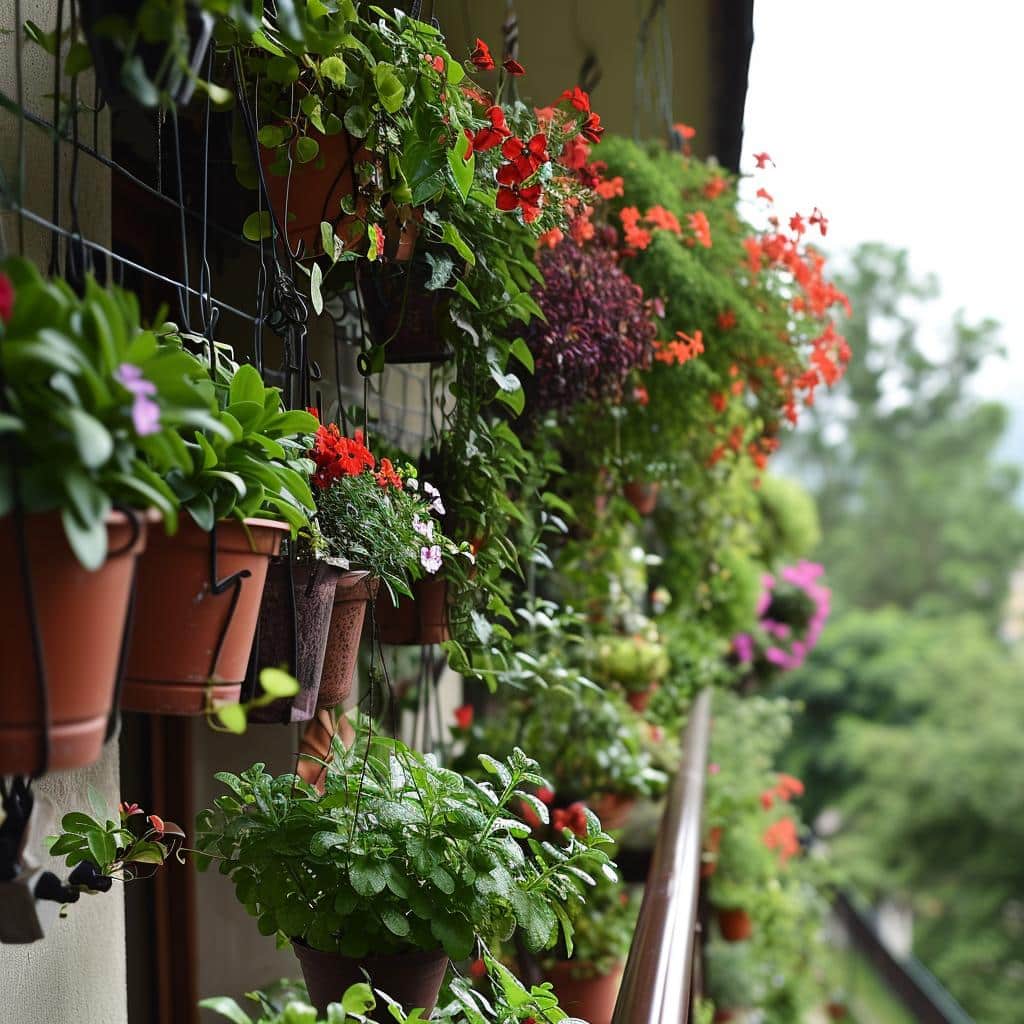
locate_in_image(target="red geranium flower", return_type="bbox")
[558,86,591,112]
[374,457,402,489]
[0,273,13,324]
[500,132,549,179]
[496,181,542,222]
[454,704,474,730]
[502,57,525,76]
[580,112,604,143]
[472,105,511,152]
[469,37,494,71]
[687,210,712,248]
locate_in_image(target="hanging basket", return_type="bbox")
[358,259,451,365]
[245,559,342,724]
[374,577,450,646]
[544,960,625,1024]
[318,571,378,709]
[623,480,660,516]
[121,518,287,715]
[293,941,448,1018]
[78,0,214,109]
[717,906,754,942]
[0,510,148,775]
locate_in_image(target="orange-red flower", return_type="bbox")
[537,227,564,249]
[374,457,402,489]
[580,112,604,144]
[559,86,591,113]
[775,773,805,800]
[503,57,525,76]
[552,801,589,837]
[687,211,712,248]
[755,187,774,203]
[717,309,736,331]
[469,37,494,71]
[423,53,444,74]
[753,151,774,169]
[763,817,800,863]
[646,204,682,235]
[311,423,375,488]
[655,329,704,365]
[454,704,474,730]
[595,175,625,200]
[703,176,727,200]
[473,105,511,152]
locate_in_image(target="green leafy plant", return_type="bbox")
[195,726,617,962]
[0,257,226,568]
[46,785,184,894]
[591,630,670,694]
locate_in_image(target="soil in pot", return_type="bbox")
[623,480,660,516]
[717,906,754,942]
[79,0,214,108]
[319,572,378,709]
[357,259,450,364]
[246,559,342,724]
[589,792,637,832]
[374,577,450,645]
[122,517,287,715]
[0,510,148,775]
[292,941,448,1016]
[544,960,624,1024]
[626,681,659,712]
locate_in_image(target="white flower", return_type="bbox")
[423,481,445,515]
[405,476,419,491]
[412,514,434,541]
[420,545,443,574]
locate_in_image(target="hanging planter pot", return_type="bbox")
[292,941,448,1017]
[318,571,379,709]
[78,0,214,109]
[374,577,450,646]
[544,960,625,1024]
[588,792,637,832]
[623,480,660,517]
[357,259,451,365]
[0,511,148,775]
[717,906,754,942]
[625,681,659,712]
[121,518,287,716]
[245,559,342,724]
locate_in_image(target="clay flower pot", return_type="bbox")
[0,510,148,775]
[374,577,450,645]
[318,572,379,709]
[701,826,723,879]
[589,793,637,832]
[292,941,448,1017]
[246,559,342,724]
[826,1001,849,1020]
[623,480,660,516]
[626,681,659,712]
[358,259,449,364]
[544,960,624,1024]
[717,906,753,942]
[122,518,287,715]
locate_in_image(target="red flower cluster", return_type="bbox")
[374,457,402,490]
[552,801,589,838]
[0,273,13,324]
[453,704,474,730]
[763,816,800,864]
[311,424,375,489]
[654,330,704,366]
[473,105,511,152]
[687,210,712,248]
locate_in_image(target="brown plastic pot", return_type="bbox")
[374,577,450,645]
[623,480,660,516]
[544,960,624,1024]
[589,793,637,832]
[0,511,148,775]
[246,559,342,724]
[318,572,378,709]
[701,826,723,879]
[626,681,659,712]
[717,906,753,942]
[292,941,448,1016]
[122,518,287,715]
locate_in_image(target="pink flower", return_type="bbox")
[119,802,142,817]
[412,514,434,541]
[733,633,755,664]
[115,364,161,437]
[420,545,442,573]
[423,481,445,516]
[147,814,165,835]
[0,272,14,324]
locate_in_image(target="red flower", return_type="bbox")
[809,206,829,236]
[561,136,590,170]
[558,86,591,112]
[703,176,727,200]
[717,309,736,331]
[469,958,488,978]
[500,132,549,179]
[473,106,512,152]
[655,330,704,365]
[119,802,142,817]
[0,273,13,324]
[496,181,542,222]
[423,53,445,74]
[580,112,604,143]
[305,406,320,422]
[552,801,588,838]
[462,128,474,161]
[646,204,682,234]
[775,773,805,800]
[374,457,402,489]
[633,385,649,406]
[454,704,474,730]
[687,211,712,248]
[595,175,625,200]
[760,790,775,810]
[753,151,774,169]
[537,786,556,805]
[537,227,564,249]
[789,212,806,236]
[502,57,525,76]
[148,814,165,835]
[710,392,728,413]
[763,817,800,863]
[311,423,375,489]
[674,121,697,140]
[755,187,774,203]
[469,38,494,71]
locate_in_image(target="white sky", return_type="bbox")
[741,1,1024,435]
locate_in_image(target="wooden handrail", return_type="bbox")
[611,688,712,1024]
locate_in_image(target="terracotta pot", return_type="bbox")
[544,960,624,1024]
[374,578,450,645]
[358,259,449,364]
[297,709,356,792]
[292,941,448,1016]
[826,1001,849,1020]
[713,1010,738,1023]
[589,793,637,832]
[626,681,659,712]
[122,518,287,715]
[623,480,660,516]
[246,560,342,724]
[0,511,148,775]
[717,906,753,942]
[318,572,378,709]
[701,826,723,879]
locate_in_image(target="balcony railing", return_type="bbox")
[612,688,712,1024]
